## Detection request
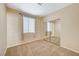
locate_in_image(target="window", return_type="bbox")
[47,22,51,32]
[23,16,35,33]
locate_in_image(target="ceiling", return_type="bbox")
[6,3,71,16]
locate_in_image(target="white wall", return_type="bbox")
[44,4,79,53]
[0,4,6,55]
[7,8,23,48]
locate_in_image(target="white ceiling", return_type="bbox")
[7,3,71,16]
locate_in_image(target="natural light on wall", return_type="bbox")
[23,16,35,33]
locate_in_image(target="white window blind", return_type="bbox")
[23,16,35,33]
[47,22,51,32]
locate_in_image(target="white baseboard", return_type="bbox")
[60,45,79,54]
[7,38,43,48]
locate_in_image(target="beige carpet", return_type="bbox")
[5,40,79,56]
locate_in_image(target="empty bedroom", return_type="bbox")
[0,3,79,56]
